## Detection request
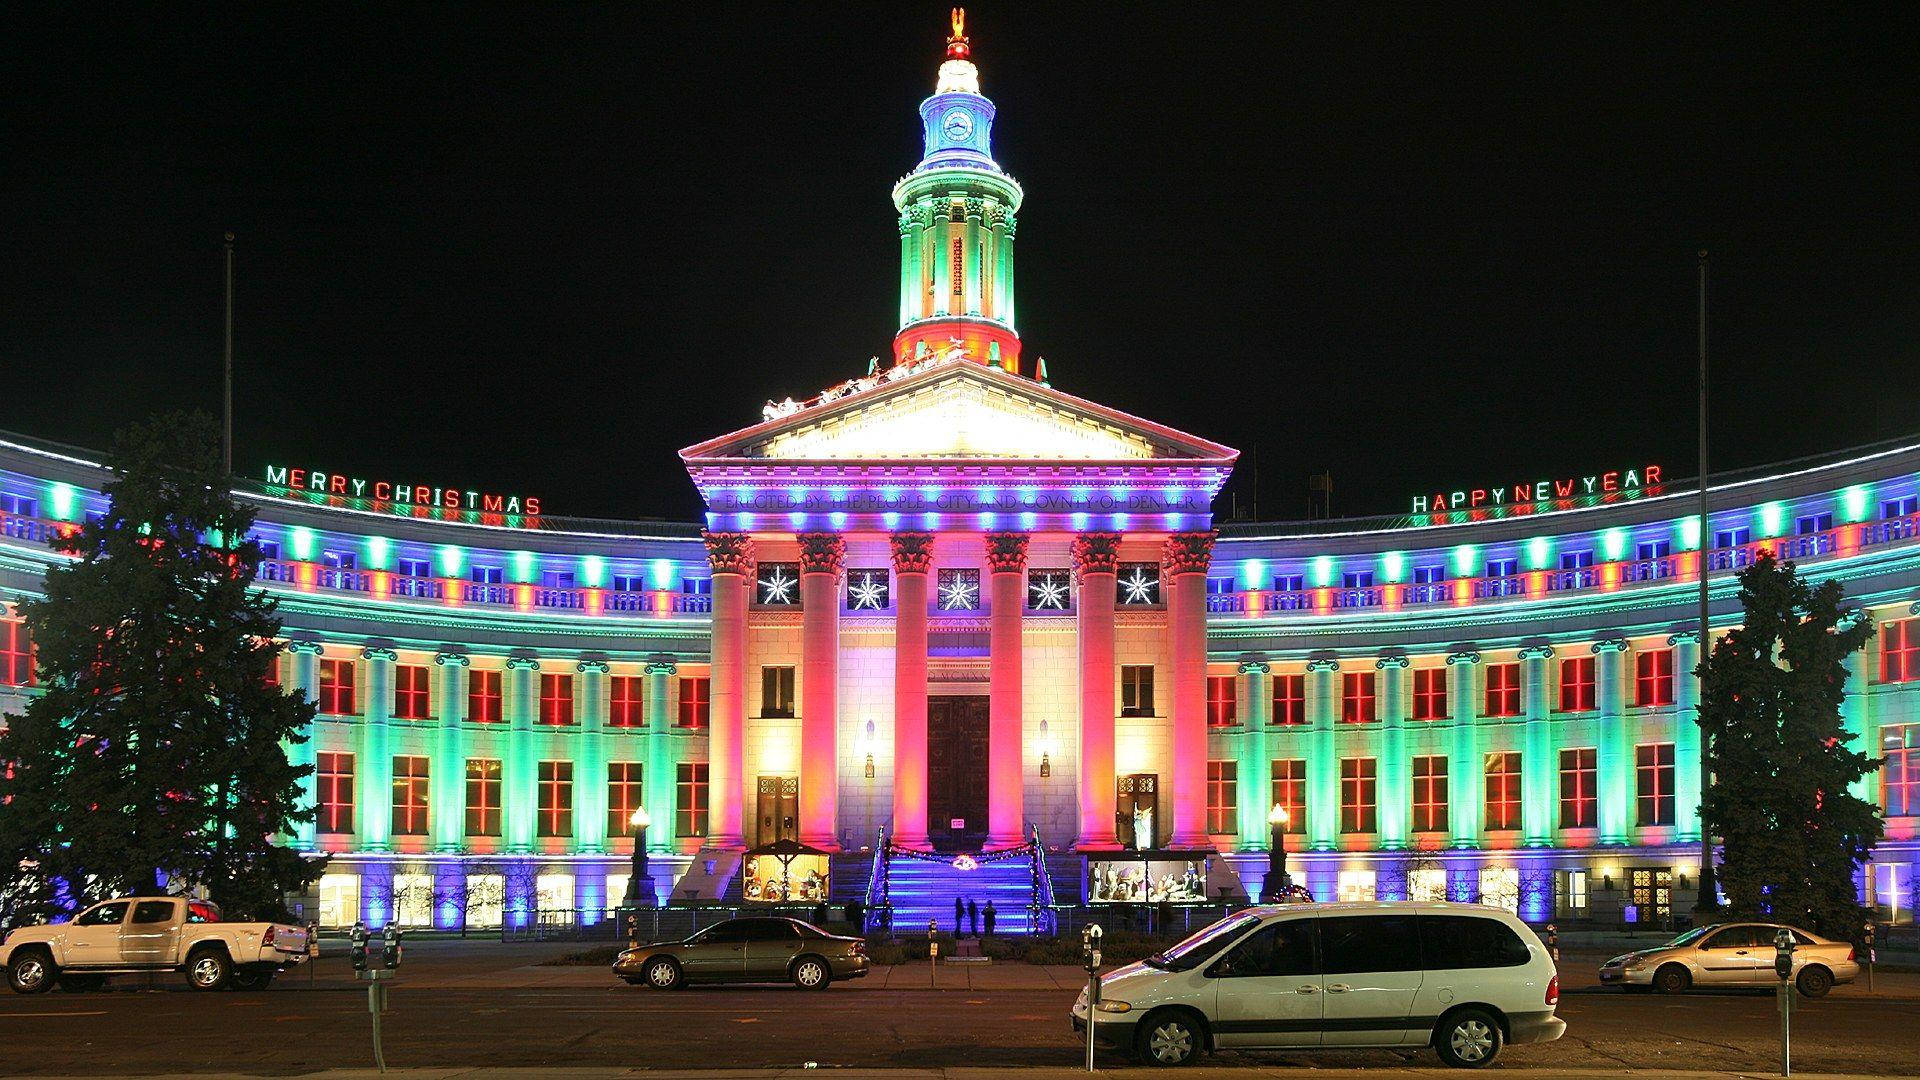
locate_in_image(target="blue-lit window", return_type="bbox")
[1714,527,1751,549]
[398,557,431,578]
[1206,576,1235,595]
[611,574,645,592]
[1796,513,1833,535]
[1883,497,1918,519]
[1560,550,1593,570]
[541,570,576,589]
[0,493,38,517]
[1636,541,1671,560]
[255,538,281,561]
[471,565,504,585]
[1342,571,1375,589]
[322,550,357,570]
[1272,574,1305,592]
[1485,559,1517,578]
[1412,565,1446,585]
[681,577,712,595]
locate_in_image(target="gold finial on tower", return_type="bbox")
[945,7,971,60]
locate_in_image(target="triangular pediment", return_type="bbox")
[680,360,1235,465]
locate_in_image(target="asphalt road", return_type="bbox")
[1,944,1915,1075]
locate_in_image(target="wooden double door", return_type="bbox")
[927,695,989,851]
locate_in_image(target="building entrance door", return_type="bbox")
[927,695,989,851]
[756,775,798,846]
[1117,773,1159,849]
[1628,867,1673,925]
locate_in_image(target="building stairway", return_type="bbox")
[881,852,1042,936]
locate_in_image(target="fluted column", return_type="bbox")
[1446,651,1482,849]
[504,656,540,852]
[1073,534,1122,849]
[1376,655,1411,850]
[963,198,984,315]
[432,652,469,853]
[287,641,324,850]
[1669,633,1702,843]
[985,532,1030,848]
[1237,659,1272,851]
[1594,638,1631,844]
[1165,532,1216,849]
[644,657,677,854]
[576,659,611,854]
[890,533,935,849]
[1519,645,1556,846]
[1306,658,1339,851]
[360,646,397,852]
[1841,616,1875,803]
[703,531,752,848]
[797,533,845,850]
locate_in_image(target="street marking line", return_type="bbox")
[0,1011,109,1017]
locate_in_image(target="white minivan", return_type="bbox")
[1070,901,1565,1068]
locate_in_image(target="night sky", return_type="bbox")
[6,4,1916,523]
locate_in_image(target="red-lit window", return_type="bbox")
[1412,667,1447,720]
[1341,671,1377,724]
[1636,649,1675,707]
[607,761,645,839]
[1484,751,1521,830]
[468,670,503,724]
[1881,620,1919,683]
[678,677,710,729]
[393,664,430,720]
[1206,676,1237,728]
[1412,755,1449,833]
[1206,760,1237,833]
[391,756,428,835]
[1559,656,1596,713]
[317,751,354,833]
[465,758,502,836]
[318,659,357,715]
[1271,674,1306,726]
[1270,759,1306,834]
[539,673,575,726]
[537,761,573,837]
[2,620,35,687]
[1340,757,1377,833]
[1559,747,1598,828]
[1484,662,1520,717]
[609,676,645,728]
[676,762,709,837]
[1635,743,1675,826]
[1884,725,1918,816]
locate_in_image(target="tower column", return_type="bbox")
[1595,638,1632,845]
[1165,532,1216,849]
[1376,655,1410,850]
[504,655,539,852]
[360,646,397,853]
[703,531,753,849]
[1237,659,1272,852]
[1520,645,1556,846]
[1446,651,1482,849]
[1073,534,1122,850]
[432,651,469,853]
[1306,659,1339,851]
[575,660,610,854]
[798,534,845,851]
[985,532,1029,848]
[890,533,935,849]
[962,198,984,314]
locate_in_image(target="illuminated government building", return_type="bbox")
[2,15,1916,932]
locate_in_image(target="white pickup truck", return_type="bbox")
[1,896,309,993]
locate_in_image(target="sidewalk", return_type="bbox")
[360,962,1094,990]
[23,1069,1918,1080]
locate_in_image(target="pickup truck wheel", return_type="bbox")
[186,948,232,991]
[57,974,107,993]
[7,948,55,994]
[231,969,275,991]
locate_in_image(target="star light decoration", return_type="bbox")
[937,568,980,611]
[757,564,798,606]
[1027,570,1071,611]
[1118,564,1162,606]
[846,570,890,611]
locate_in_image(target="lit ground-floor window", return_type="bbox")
[1409,866,1447,902]
[318,873,360,928]
[1336,868,1376,902]
[392,872,433,927]
[1479,866,1519,912]
[465,874,505,928]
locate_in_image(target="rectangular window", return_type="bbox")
[1206,675,1237,727]
[319,658,357,715]
[318,751,354,833]
[1636,540,1672,560]
[541,570,575,589]
[1882,620,1919,683]
[761,666,795,718]
[611,574,645,592]
[607,762,645,839]
[1635,743,1676,826]
[1635,648,1675,706]
[468,669,503,724]
[681,576,712,595]
[609,675,645,728]
[1558,656,1596,713]
[1412,755,1449,833]
[1484,750,1521,830]
[391,756,429,835]
[1412,667,1448,720]
[1484,662,1520,717]
[1412,564,1446,585]
[678,676,711,728]
[1559,747,1598,828]
[1714,527,1751,549]
[1121,665,1155,717]
[1556,869,1589,915]
[676,762,709,837]
[1796,512,1833,535]
[397,557,430,578]
[537,761,573,837]
[1561,550,1593,570]
[465,758,502,836]
[1271,674,1306,726]
[1342,570,1375,589]
[1270,759,1306,834]
[0,492,39,517]
[1884,496,1918,519]
[1884,724,1919,817]
[322,549,357,571]
[392,664,430,720]
[1206,760,1237,834]
[1272,574,1305,593]
[1340,757,1377,833]
[0,620,33,687]
[471,565,503,585]
[539,672,575,726]
[1341,671,1377,723]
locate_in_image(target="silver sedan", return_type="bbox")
[1599,922,1859,998]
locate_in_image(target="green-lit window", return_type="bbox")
[1206,761,1237,834]
[537,761,573,837]
[1412,756,1448,833]
[465,759,502,836]
[1558,656,1596,713]
[1484,751,1521,830]
[1340,758,1377,833]
[1412,667,1447,720]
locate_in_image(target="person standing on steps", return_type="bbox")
[983,899,997,938]
[967,897,979,937]
[954,896,964,936]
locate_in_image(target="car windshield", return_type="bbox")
[1660,926,1711,949]
[1144,912,1262,971]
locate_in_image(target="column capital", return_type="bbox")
[1305,658,1340,674]
[1665,630,1701,647]
[1070,532,1123,579]
[361,646,398,663]
[644,658,679,677]
[1237,658,1272,675]
[1162,531,1217,576]
[796,532,846,576]
[433,651,470,668]
[889,531,936,574]
[984,531,1030,573]
[505,656,541,672]
[1517,644,1555,661]
[286,640,325,656]
[701,530,756,576]
[1446,650,1482,666]
[575,660,611,676]
[1375,654,1410,671]
[1590,638,1631,654]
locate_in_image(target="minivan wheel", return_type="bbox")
[644,958,681,990]
[791,956,830,990]
[1435,1008,1503,1069]
[1137,1010,1204,1067]
[1653,963,1692,994]
[1796,965,1833,999]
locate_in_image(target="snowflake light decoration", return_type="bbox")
[757,564,797,605]
[1118,564,1162,605]
[1027,570,1070,611]
[937,568,980,611]
[846,570,889,611]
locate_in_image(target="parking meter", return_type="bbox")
[1082,924,1105,1072]
[349,922,369,973]
[1545,923,1559,964]
[1083,923,1104,972]
[1864,922,1876,992]
[1773,928,1795,980]
[381,925,403,970]
[1774,928,1795,1076]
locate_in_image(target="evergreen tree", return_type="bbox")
[1697,552,1881,941]
[0,413,321,919]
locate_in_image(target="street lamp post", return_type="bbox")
[1262,804,1291,901]
[623,806,653,908]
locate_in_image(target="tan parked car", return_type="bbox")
[613,916,869,990]
[1599,922,1858,998]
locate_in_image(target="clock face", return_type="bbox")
[941,108,975,142]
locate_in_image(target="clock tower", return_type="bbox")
[892,9,1024,373]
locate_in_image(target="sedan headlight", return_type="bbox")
[1094,1000,1133,1014]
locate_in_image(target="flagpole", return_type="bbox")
[1695,249,1718,912]
[223,231,235,477]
